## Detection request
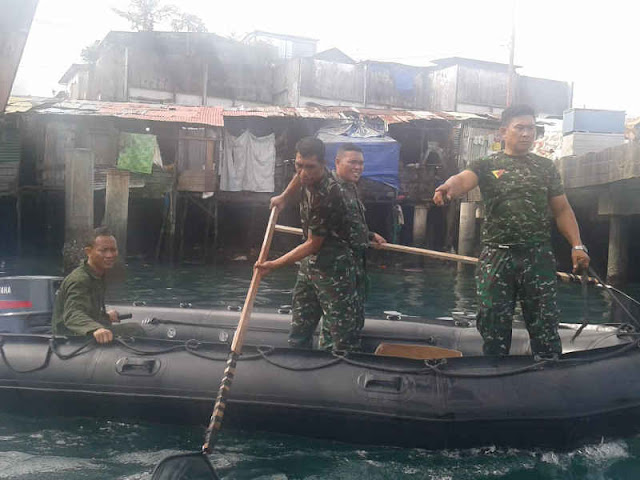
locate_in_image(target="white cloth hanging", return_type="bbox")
[221,131,276,192]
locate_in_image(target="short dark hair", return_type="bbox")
[501,104,536,126]
[336,143,363,157]
[85,226,115,247]
[295,137,325,163]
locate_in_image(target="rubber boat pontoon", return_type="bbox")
[0,275,638,450]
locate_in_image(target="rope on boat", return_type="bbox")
[51,337,96,359]
[185,341,266,361]
[421,339,640,378]
[588,267,640,330]
[112,338,189,355]
[1,334,639,379]
[0,336,53,373]
[257,346,343,371]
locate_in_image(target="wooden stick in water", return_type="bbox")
[202,207,279,453]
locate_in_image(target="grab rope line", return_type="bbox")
[113,337,189,355]
[257,346,343,371]
[421,339,640,378]
[422,358,550,378]
[0,337,53,373]
[588,267,640,330]
[1,334,639,379]
[185,341,267,361]
[52,338,97,360]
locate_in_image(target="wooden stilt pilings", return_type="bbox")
[412,204,428,246]
[63,148,94,274]
[104,169,130,259]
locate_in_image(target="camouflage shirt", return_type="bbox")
[52,261,112,336]
[300,169,350,251]
[469,152,564,245]
[331,171,372,252]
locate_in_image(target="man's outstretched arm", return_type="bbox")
[433,170,479,205]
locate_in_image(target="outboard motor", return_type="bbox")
[0,276,62,334]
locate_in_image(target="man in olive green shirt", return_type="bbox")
[433,104,590,356]
[52,227,143,343]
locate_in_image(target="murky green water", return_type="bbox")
[1,255,639,479]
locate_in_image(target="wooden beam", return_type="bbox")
[168,190,177,263]
[607,216,629,286]
[204,197,212,262]
[274,224,600,284]
[178,193,188,262]
[155,198,168,261]
[63,148,94,273]
[104,169,130,258]
[375,343,463,360]
[15,192,21,256]
[412,204,428,246]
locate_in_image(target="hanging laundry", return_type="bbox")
[221,131,276,192]
[117,133,157,175]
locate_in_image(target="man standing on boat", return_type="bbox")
[256,138,370,351]
[329,144,386,331]
[52,227,144,344]
[270,143,386,335]
[433,105,590,356]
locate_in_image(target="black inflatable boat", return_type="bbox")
[1,275,639,450]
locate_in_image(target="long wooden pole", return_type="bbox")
[274,224,599,285]
[231,207,279,352]
[202,207,279,453]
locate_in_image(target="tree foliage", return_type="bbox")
[170,12,208,33]
[81,40,101,64]
[112,0,207,32]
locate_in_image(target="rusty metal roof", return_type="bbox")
[8,96,499,127]
[223,106,498,124]
[4,96,49,113]
[25,99,225,127]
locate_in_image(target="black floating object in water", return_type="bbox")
[151,452,219,480]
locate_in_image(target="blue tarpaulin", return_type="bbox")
[316,131,400,189]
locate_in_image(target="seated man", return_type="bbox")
[52,227,144,343]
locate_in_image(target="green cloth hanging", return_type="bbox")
[117,133,157,174]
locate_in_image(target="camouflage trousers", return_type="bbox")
[476,244,562,356]
[353,250,368,330]
[289,251,361,351]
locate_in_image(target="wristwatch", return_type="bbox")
[572,245,588,253]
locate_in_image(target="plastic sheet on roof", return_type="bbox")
[316,122,400,189]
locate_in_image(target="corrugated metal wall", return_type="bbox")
[456,120,500,202]
[0,126,20,196]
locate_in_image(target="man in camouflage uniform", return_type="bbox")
[331,144,386,330]
[256,137,362,351]
[433,105,590,356]
[52,227,144,343]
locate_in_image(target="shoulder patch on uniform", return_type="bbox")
[491,169,507,179]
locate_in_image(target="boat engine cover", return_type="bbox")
[0,276,62,333]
